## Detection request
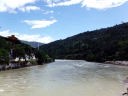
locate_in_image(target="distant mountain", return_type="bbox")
[40,22,128,62]
[21,41,44,48]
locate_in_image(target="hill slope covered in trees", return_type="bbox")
[40,23,128,62]
[0,35,52,66]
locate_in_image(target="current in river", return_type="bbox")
[0,60,128,96]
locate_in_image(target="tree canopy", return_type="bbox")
[40,22,128,62]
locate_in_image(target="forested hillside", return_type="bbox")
[0,36,52,66]
[40,22,128,62]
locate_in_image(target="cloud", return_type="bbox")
[45,0,82,7]
[0,30,53,43]
[82,0,128,9]
[24,19,57,29]
[45,0,128,9]
[42,10,54,14]
[19,6,40,12]
[1,0,127,12]
[0,0,38,13]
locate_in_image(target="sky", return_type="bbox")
[0,0,128,43]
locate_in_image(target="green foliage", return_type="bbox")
[35,50,52,64]
[40,22,128,62]
[35,50,45,64]
[0,36,52,65]
[0,48,9,64]
[13,44,25,58]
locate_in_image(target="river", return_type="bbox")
[0,60,128,96]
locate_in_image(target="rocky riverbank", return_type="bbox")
[0,59,54,71]
[0,61,37,71]
[105,61,128,66]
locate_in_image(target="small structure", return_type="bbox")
[7,35,21,44]
[122,88,128,96]
[6,35,36,67]
[6,35,20,60]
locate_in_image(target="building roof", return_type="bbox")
[6,35,21,44]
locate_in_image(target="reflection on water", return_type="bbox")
[0,60,128,96]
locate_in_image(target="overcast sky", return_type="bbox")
[0,0,128,43]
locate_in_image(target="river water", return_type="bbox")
[0,60,128,96]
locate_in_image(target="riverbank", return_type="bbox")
[0,60,54,71]
[0,61,37,71]
[105,61,128,66]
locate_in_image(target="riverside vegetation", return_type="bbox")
[40,22,128,63]
[0,35,53,71]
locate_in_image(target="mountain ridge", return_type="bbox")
[40,22,128,62]
[21,40,44,48]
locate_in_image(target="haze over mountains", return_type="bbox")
[21,41,44,48]
[40,22,128,62]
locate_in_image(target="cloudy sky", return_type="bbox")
[0,0,128,43]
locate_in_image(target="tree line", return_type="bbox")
[0,36,53,65]
[40,22,128,62]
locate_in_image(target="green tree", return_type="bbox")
[0,48,9,64]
